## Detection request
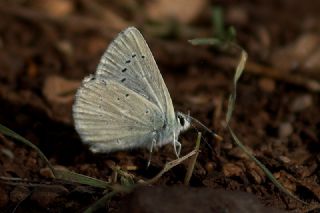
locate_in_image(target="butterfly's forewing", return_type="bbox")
[73,77,164,152]
[95,27,175,124]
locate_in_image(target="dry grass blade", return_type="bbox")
[226,51,247,123]
[184,132,202,185]
[82,146,200,213]
[143,149,198,185]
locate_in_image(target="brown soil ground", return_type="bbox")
[0,0,320,212]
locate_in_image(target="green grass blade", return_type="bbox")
[0,123,56,177]
[225,49,307,205]
[55,170,111,189]
[227,126,307,204]
[212,7,223,37]
[189,38,223,46]
[83,191,118,213]
[189,37,307,204]
[0,123,112,189]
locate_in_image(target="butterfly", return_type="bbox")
[72,27,191,157]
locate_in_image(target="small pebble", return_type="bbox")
[205,162,215,173]
[222,163,243,177]
[258,78,275,93]
[1,148,14,159]
[303,47,320,70]
[56,40,73,57]
[39,167,55,178]
[195,163,207,176]
[221,141,233,150]
[278,156,291,164]
[123,165,138,171]
[228,147,250,160]
[25,157,38,169]
[226,6,248,25]
[290,95,313,112]
[244,161,265,184]
[271,33,320,71]
[278,122,293,138]
[247,170,263,184]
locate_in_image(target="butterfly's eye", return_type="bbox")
[178,115,185,126]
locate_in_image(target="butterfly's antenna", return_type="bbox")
[189,121,212,150]
[186,111,214,150]
[189,116,223,142]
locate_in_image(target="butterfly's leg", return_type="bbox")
[173,132,181,158]
[174,141,181,158]
[147,138,157,167]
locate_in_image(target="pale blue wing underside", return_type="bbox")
[95,27,175,123]
[73,77,165,152]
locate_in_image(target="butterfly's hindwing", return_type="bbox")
[73,78,165,151]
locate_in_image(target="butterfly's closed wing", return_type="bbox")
[96,27,175,123]
[73,77,165,152]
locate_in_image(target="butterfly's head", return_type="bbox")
[175,112,191,133]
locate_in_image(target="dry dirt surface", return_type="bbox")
[0,0,320,212]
